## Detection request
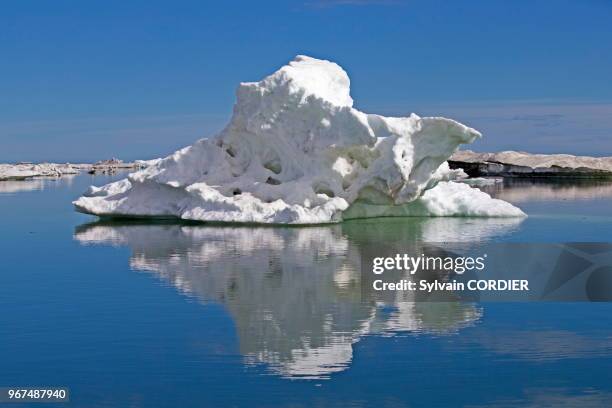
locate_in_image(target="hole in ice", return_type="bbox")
[266,177,281,185]
[232,188,242,195]
[314,184,335,198]
[226,146,236,157]
[263,159,282,174]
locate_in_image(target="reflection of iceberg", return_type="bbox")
[482,180,612,203]
[470,387,612,408]
[0,179,45,194]
[0,175,77,194]
[74,218,521,379]
[418,217,523,242]
[74,56,523,224]
[461,329,612,362]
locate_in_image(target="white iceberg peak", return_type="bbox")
[74,55,524,223]
[242,55,354,108]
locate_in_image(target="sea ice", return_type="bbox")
[0,163,78,181]
[74,55,524,223]
[452,150,612,172]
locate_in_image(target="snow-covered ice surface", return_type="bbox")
[0,163,78,181]
[74,56,524,224]
[452,150,612,172]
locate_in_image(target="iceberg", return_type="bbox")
[74,55,524,224]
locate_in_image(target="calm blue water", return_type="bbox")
[1,175,612,407]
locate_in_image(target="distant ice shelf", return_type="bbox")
[450,150,612,178]
[0,160,151,181]
[0,163,78,181]
[73,55,525,224]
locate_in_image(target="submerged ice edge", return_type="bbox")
[74,55,525,224]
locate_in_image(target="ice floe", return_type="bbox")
[451,150,612,178]
[0,163,78,181]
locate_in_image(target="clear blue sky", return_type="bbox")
[2,0,612,162]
